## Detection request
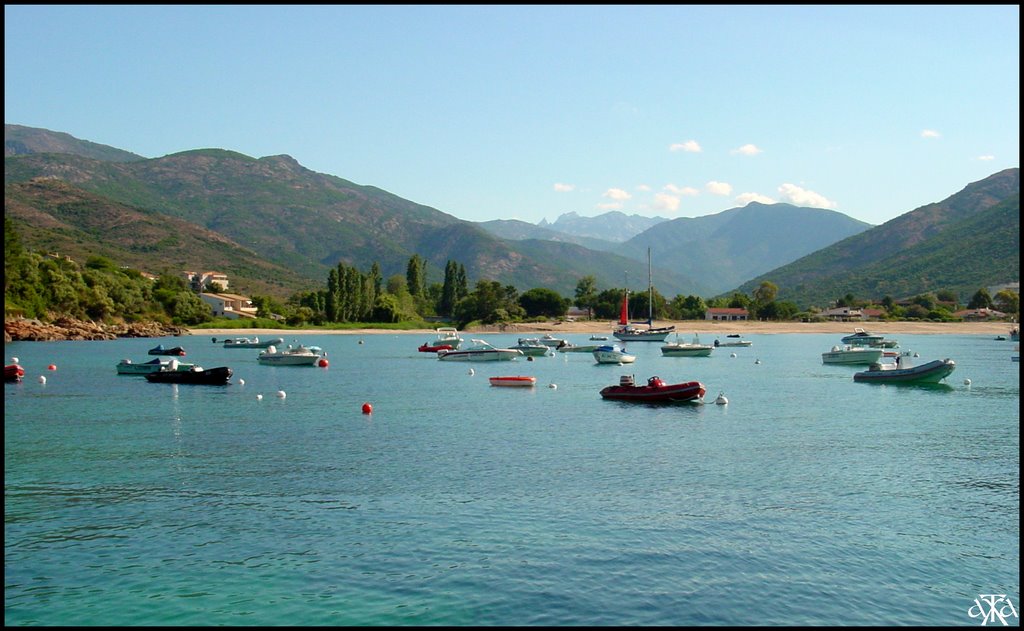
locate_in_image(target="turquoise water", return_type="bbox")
[5,332,1019,626]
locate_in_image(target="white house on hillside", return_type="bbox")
[200,292,257,319]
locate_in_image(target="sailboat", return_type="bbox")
[612,248,676,342]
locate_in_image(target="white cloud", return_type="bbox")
[976,155,995,161]
[921,129,941,138]
[736,192,775,205]
[664,184,699,196]
[706,181,733,196]
[651,193,680,212]
[602,188,632,201]
[553,183,575,192]
[669,140,702,153]
[635,184,652,192]
[731,144,762,156]
[777,183,837,209]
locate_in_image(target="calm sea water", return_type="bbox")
[5,332,1019,626]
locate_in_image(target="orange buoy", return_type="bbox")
[47,364,57,371]
[318,358,329,367]
[361,402,373,414]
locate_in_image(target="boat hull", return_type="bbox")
[148,346,186,356]
[600,379,705,403]
[489,376,537,387]
[145,366,233,385]
[258,355,321,366]
[593,345,636,364]
[613,327,674,342]
[437,349,522,362]
[661,344,714,357]
[5,364,25,382]
[821,348,884,364]
[223,337,283,349]
[116,358,196,374]
[854,359,956,384]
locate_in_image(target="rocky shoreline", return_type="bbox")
[4,317,187,342]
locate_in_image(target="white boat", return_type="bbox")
[714,338,752,347]
[538,334,566,347]
[257,344,324,366]
[593,344,637,364]
[821,345,884,365]
[437,340,523,362]
[556,343,601,353]
[509,338,552,356]
[840,328,886,345]
[116,357,197,375]
[661,334,715,357]
[854,358,956,384]
[433,327,463,350]
[222,336,283,349]
[612,248,675,342]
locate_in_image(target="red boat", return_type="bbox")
[418,343,453,353]
[5,363,25,382]
[600,375,705,403]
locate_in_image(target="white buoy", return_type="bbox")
[256,393,263,401]
[276,390,286,399]
[730,353,737,358]
[548,383,557,389]
[963,378,971,386]
[238,379,245,386]
[715,391,728,405]
[11,357,18,364]
[38,375,46,384]
[468,368,474,376]
[754,358,761,364]
[914,352,920,358]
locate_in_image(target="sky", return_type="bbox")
[4,5,1020,227]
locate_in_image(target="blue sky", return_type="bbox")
[4,5,1019,226]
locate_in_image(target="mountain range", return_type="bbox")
[4,124,1019,307]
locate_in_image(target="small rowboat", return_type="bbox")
[488,376,537,387]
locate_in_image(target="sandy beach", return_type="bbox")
[190,319,1016,338]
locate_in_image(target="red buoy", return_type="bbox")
[361,402,372,414]
[319,358,329,367]
[47,364,57,371]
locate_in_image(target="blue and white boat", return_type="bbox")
[593,344,636,365]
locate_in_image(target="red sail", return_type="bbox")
[619,291,629,325]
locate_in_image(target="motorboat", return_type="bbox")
[853,358,956,384]
[593,344,636,364]
[538,334,566,347]
[599,374,705,403]
[840,328,886,345]
[661,334,714,357]
[488,375,537,387]
[821,345,884,365]
[222,336,283,349]
[116,357,196,375]
[589,335,609,341]
[714,338,752,347]
[433,327,464,350]
[612,248,675,342]
[508,338,552,357]
[257,344,324,366]
[5,363,25,382]
[556,343,601,353]
[145,365,233,385]
[418,342,453,353]
[437,340,523,362]
[148,344,186,356]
